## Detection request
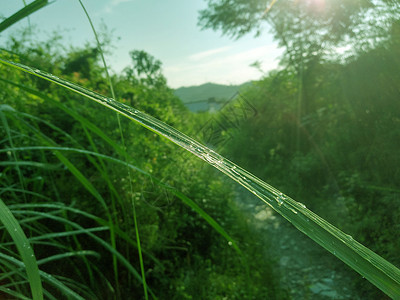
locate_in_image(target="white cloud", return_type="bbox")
[165,45,283,88]
[221,45,280,64]
[188,46,232,61]
[103,0,133,14]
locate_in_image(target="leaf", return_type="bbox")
[0,0,49,33]
[0,198,43,300]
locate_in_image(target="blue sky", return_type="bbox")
[1,0,282,88]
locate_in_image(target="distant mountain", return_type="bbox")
[174,82,252,112]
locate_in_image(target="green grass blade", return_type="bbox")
[37,251,101,265]
[1,112,110,213]
[0,77,128,160]
[0,286,31,300]
[77,1,147,296]
[29,227,109,242]
[0,109,27,202]
[2,146,242,254]
[0,198,43,300]
[8,201,163,267]
[0,160,61,170]
[0,0,49,33]
[0,252,85,300]
[172,188,242,254]
[0,187,52,202]
[75,2,124,292]
[0,82,241,255]
[10,209,157,299]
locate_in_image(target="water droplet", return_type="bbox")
[195,147,204,154]
[275,196,283,206]
[204,153,213,163]
[203,152,222,166]
[283,203,297,214]
[275,193,287,207]
[298,202,306,209]
[14,228,17,232]
[228,241,232,246]
[231,166,240,176]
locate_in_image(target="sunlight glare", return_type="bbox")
[307,0,327,13]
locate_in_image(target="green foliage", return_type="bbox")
[0,198,43,300]
[198,0,395,58]
[217,19,400,299]
[124,50,166,87]
[3,46,400,297]
[0,28,281,298]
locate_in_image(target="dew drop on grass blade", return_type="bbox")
[0,198,43,300]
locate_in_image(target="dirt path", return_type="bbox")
[236,187,362,299]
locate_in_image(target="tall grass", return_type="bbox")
[0,77,240,298]
[0,198,43,300]
[1,57,399,298]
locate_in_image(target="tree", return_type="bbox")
[63,46,99,79]
[125,50,166,87]
[198,0,396,150]
[198,0,398,62]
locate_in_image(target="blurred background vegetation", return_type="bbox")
[1,0,399,299]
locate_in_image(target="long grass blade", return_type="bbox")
[36,250,101,265]
[0,78,241,253]
[1,146,241,254]
[0,198,43,300]
[0,109,27,202]
[0,252,84,300]
[8,202,163,266]
[0,81,242,255]
[1,59,400,297]
[0,0,49,33]
[10,209,157,299]
[76,2,136,296]
[0,285,31,300]
[77,1,149,297]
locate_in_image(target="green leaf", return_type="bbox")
[10,209,157,299]
[0,0,49,33]
[0,251,84,300]
[2,146,242,255]
[0,198,43,300]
